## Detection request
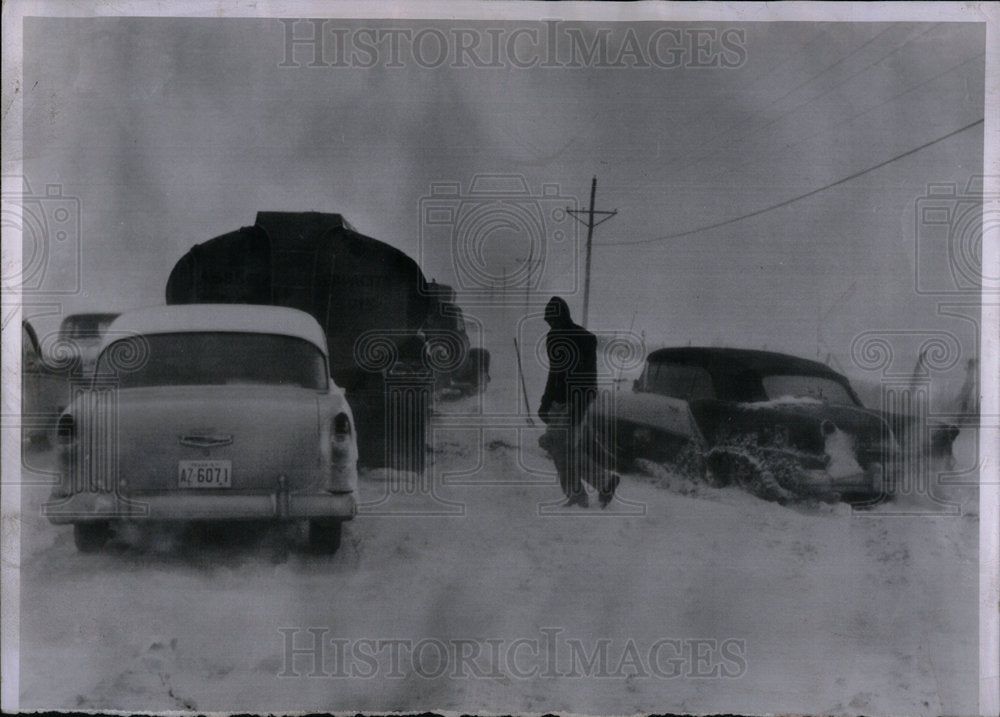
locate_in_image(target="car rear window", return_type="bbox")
[642,362,716,400]
[762,374,855,405]
[96,332,328,390]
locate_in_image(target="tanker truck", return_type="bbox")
[165,211,486,472]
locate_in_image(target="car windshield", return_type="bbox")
[96,332,328,389]
[761,374,855,405]
[642,362,716,400]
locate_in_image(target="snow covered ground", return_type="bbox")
[14,332,982,715]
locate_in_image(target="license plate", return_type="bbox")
[178,460,232,488]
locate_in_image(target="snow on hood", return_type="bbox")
[741,395,826,409]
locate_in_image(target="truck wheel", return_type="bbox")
[308,518,343,554]
[74,522,110,553]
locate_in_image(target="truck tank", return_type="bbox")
[165,212,434,471]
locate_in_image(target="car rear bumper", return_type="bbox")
[45,490,356,523]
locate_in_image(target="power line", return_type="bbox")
[649,26,831,168]
[595,117,983,247]
[762,25,903,111]
[668,24,920,178]
[696,25,937,185]
[702,49,984,186]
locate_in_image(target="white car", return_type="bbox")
[46,305,358,554]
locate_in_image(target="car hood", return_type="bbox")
[589,391,705,445]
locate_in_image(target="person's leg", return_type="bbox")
[564,421,589,506]
[574,397,618,508]
[542,424,575,500]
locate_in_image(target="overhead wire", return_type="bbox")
[594,117,984,247]
[665,24,913,177]
[647,26,832,166]
[699,24,953,184]
[700,47,984,184]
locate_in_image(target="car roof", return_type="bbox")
[100,305,328,355]
[646,346,848,382]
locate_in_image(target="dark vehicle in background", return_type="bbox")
[22,313,119,446]
[424,281,490,398]
[165,212,486,472]
[57,313,120,377]
[587,347,899,504]
[21,321,67,446]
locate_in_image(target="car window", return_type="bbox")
[643,362,715,400]
[96,332,328,389]
[761,374,855,405]
[60,315,118,341]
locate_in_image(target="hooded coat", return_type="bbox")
[538,296,598,425]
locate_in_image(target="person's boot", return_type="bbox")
[563,492,589,508]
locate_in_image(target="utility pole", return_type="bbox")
[567,176,617,328]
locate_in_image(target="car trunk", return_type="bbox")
[101,386,323,493]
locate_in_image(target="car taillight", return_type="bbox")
[333,412,351,437]
[56,414,76,445]
[326,411,357,493]
[330,412,353,464]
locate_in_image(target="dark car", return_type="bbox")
[22,320,69,446]
[57,312,120,377]
[585,347,899,504]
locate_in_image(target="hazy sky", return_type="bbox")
[17,17,987,392]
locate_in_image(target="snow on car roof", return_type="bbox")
[100,304,329,355]
[646,346,847,381]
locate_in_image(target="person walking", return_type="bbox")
[537,296,619,508]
